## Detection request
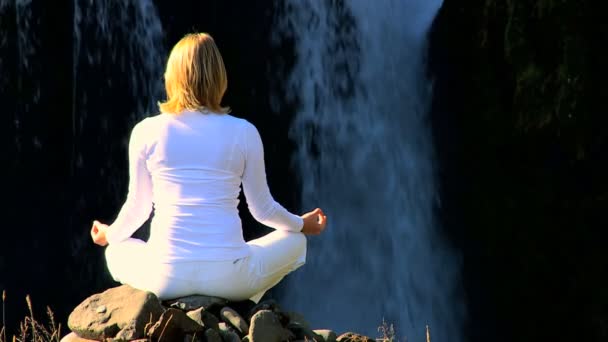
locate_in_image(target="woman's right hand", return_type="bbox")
[91,220,109,246]
[300,208,327,236]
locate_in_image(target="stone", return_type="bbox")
[220,306,249,335]
[287,322,323,341]
[67,285,164,341]
[217,322,241,342]
[249,310,294,342]
[272,311,289,328]
[247,299,281,320]
[164,295,228,312]
[184,333,203,342]
[336,332,374,342]
[223,299,256,319]
[285,311,311,329]
[314,329,338,342]
[187,307,220,330]
[218,328,241,342]
[59,332,97,342]
[147,308,204,341]
[203,328,222,342]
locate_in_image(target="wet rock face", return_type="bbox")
[429,1,608,341]
[64,286,362,342]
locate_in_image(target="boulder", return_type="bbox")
[314,329,338,342]
[249,310,294,342]
[203,328,222,342]
[67,285,164,341]
[163,295,228,312]
[285,311,311,329]
[147,308,204,341]
[187,307,220,330]
[336,332,374,342]
[217,327,241,342]
[287,322,323,341]
[247,299,281,320]
[59,332,97,342]
[220,306,249,336]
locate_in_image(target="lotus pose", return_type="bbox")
[90,33,327,303]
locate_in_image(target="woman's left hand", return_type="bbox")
[91,220,109,246]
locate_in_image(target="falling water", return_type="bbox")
[0,0,165,327]
[0,0,164,162]
[69,0,165,267]
[0,0,165,281]
[274,1,464,340]
[71,0,165,169]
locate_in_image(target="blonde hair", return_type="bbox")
[158,33,230,114]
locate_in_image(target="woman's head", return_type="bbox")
[158,33,229,114]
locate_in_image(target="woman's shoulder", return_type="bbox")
[220,114,258,134]
[134,113,162,127]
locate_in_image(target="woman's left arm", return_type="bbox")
[99,122,154,245]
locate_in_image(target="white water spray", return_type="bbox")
[274,1,464,340]
[72,0,164,158]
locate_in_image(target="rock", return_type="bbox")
[287,322,323,341]
[67,285,164,341]
[220,306,249,335]
[223,299,256,319]
[187,307,220,330]
[217,322,241,342]
[147,308,204,341]
[203,328,222,342]
[218,329,241,342]
[314,329,337,342]
[336,332,374,342]
[184,333,203,342]
[249,310,294,342]
[59,332,97,342]
[164,295,228,312]
[285,311,311,329]
[247,299,280,320]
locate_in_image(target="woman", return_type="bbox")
[90,33,327,303]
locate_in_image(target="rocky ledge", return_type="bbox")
[61,285,373,342]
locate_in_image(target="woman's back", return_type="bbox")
[142,111,249,262]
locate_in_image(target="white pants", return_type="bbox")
[104,230,306,303]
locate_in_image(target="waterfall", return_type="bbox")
[0,0,164,162]
[71,0,164,168]
[273,1,464,340]
[0,0,165,278]
[68,0,165,268]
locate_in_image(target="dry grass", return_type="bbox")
[0,292,61,342]
[376,319,432,342]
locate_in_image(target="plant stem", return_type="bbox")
[26,295,34,342]
[2,290,5,342]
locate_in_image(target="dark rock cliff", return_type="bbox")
[429,1,608,341]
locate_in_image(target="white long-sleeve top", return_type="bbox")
[106,110,304,262]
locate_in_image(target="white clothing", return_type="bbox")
[106,110,304,263]
[105,230,306,302]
